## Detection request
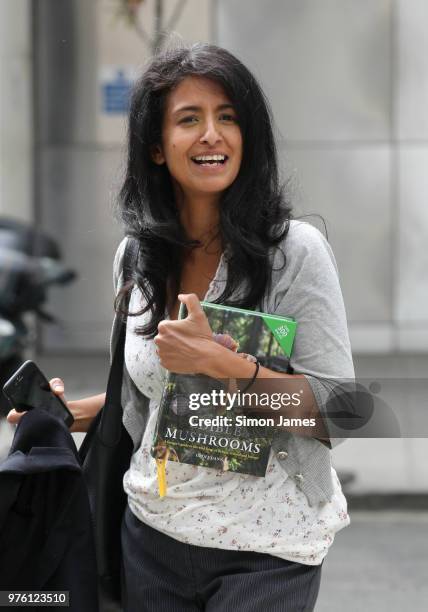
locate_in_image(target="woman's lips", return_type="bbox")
[190,158,229,171]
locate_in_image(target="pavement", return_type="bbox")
[316,511,428,612]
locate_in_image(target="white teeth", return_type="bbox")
[192,154,227,161]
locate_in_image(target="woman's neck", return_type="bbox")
[176,190,221,247]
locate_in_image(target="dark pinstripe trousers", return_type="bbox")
[120,505,323,612]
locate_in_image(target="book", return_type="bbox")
[151,301,297,496]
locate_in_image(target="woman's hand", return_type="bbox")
[154,293,220,375]
[6,380,105,433]
[6,377,73,428]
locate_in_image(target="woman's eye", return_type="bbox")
[178,113,237,125]
[219,114,237,122]
[179,116,199,124]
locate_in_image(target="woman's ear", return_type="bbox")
[151,144,165,165]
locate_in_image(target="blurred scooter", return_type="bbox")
[0,218,77,417]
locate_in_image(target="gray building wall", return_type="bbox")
[0,0,33,220]
[217,0,427,355]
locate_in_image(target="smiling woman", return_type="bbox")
[105,43,355,612]
[7,42,353,612]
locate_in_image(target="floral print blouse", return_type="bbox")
[123,282,350,566]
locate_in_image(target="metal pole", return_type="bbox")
[153,0,164,54]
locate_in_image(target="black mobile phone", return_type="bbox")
[2,360,74,428]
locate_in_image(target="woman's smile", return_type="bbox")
[189,152,231,173]
[190,153,229,168]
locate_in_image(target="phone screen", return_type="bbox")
[3,361,74,428]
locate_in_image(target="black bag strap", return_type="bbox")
[100,237,139,444]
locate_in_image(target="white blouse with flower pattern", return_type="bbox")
[123,266,350,566]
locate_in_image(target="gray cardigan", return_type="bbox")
[110,220,355,507]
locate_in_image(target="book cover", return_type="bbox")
[151,302,297,491]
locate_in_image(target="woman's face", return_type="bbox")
[152,76,243,201]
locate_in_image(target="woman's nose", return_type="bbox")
[199,118,222,145]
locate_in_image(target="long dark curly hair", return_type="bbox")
[116,42,292,337]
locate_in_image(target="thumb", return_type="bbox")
[49,378,67,403]
[178,293,204,319]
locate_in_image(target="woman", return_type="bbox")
[8,44,354,611]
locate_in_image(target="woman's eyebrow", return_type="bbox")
[173,103,235,115]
